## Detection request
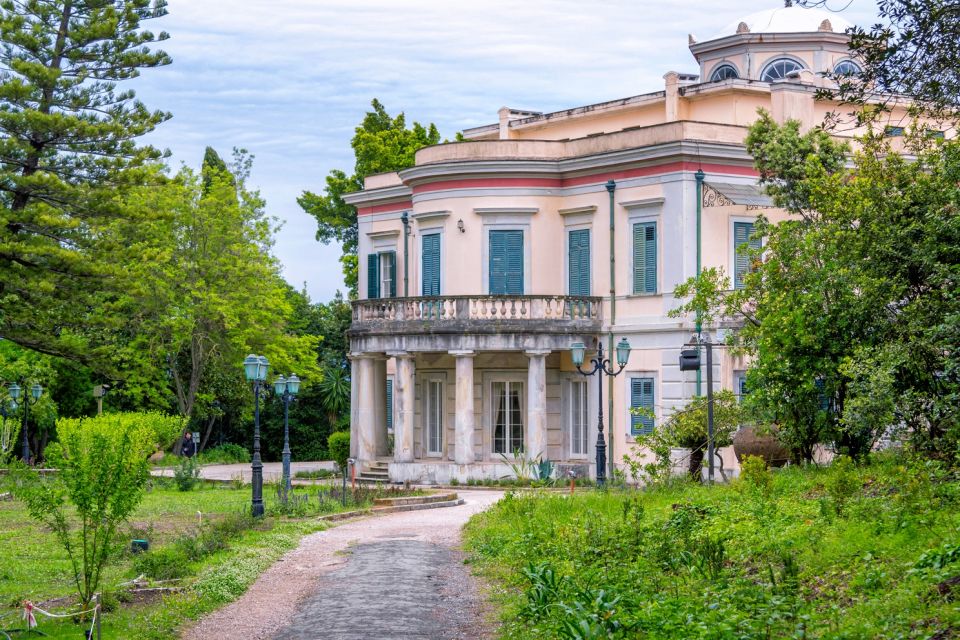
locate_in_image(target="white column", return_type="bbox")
[526,350,550,460]
[450,350,476,465]
[391,352,415,463]
[354,355,377,465]
[349,354,360,459]
[372,356,388,457]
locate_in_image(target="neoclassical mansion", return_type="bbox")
[345,4,905,484]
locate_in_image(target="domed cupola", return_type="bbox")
[689,1,859,84]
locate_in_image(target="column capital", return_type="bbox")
[524,349,551,357]
[448,350,476,358]
[350,352,387,361]
[387,350,415,359]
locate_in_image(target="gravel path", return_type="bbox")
[181,490,503,640]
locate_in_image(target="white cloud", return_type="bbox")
[132,0,881,302]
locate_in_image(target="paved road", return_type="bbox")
[182,490,502,640]
[153,460,336,483]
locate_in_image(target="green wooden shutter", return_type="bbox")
[384,251,397,298]
[386,379,393,431]
[633,222,657,294]
[568,229,590,296]
[630,378,655,436]
[367,253,380,299]
[734,222,761,289]
[489,230,524,295]
[422,234,441,296]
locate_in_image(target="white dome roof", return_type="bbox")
[710,5,854,40]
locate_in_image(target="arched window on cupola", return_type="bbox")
[761,58,804,82]
[709,63,740,82]
[833,59,862,76]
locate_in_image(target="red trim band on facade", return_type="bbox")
[357,201,413,216]
[408,161,758,196]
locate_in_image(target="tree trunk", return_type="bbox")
[688,448,704,482]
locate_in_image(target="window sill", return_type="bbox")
[626,292,659,299]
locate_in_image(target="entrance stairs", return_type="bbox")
[356,459,392,484]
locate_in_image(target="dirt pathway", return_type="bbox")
[181,490,503,640]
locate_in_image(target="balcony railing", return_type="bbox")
[352,295,602,325]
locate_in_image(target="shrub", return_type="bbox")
[199,443,250,465]
[739,454,773,495]
[133,547,190,581]
[174,456,201,491]
[327,431,350,470]
[826,455,860,515]
[18,412,182,609]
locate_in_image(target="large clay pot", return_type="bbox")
[733,426,790,468]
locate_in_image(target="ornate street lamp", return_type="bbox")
[243,354,270,517]
[274,374,301,492]
[571,337,631,487]
[8,382,42,465]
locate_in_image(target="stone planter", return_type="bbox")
[733,426,790,468]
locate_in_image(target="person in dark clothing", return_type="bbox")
[181,431,197,458]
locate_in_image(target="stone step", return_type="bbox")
[373,492,458,507]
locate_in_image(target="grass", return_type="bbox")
[0,477,416,638]
[463,453,960,639]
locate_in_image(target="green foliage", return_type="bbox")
[298,99,441,294]
[0,0,172,362]
[118,151,320,419]
[825,455,860,515]
[326,431,350,470]
[199,443,250,465]
[173,456,201,492]
[465,454,960,639]
[738,455,772,496]
[18,412,182,609]
[673,114,960,463]
[631,390,741,481]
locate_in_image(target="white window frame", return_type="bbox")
[476,209,536,295]
[484,372,526,456]
[625,372,659,440]
[626,205,662,297]
[760,56,806,82]
[422,374,445,457]
[709,62,740,82]
[563,377,591,458]
[564,222,592,297]
[729,215,764,289]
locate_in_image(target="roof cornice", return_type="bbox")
[342,184,412,207]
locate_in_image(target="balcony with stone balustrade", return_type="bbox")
[349,294,603,354]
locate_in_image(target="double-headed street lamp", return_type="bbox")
[8,382,42,465]
[273,374,301,492]
[243,354,270,517]
[570,338,632,487]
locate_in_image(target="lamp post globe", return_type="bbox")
[243,354,260,381]
[273,375,287,396]
[286,374,301,396]
[8,383,20,401]
[616,337,632,368]
[30,383,42,401]
[257,356,270,381]
[570,342,586,368]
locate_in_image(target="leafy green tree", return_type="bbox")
[299,99,440,295]
[118,149,319,435]
[0,0,171,362]
[673,113,960,462]
[803,0,960,121]
[18,412,182,610]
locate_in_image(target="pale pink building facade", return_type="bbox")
[345,5,909,483]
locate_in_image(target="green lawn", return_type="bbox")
[0,479,393,639]
[464,454,960,639]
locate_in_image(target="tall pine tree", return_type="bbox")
[0,0,171,361]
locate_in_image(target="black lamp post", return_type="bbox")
[8,382,42,465]
[679,334,716,484]
[243,354,270,517]
[273,374,301,493]
[571,337,632,487]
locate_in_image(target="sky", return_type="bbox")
[131,0,881,303]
